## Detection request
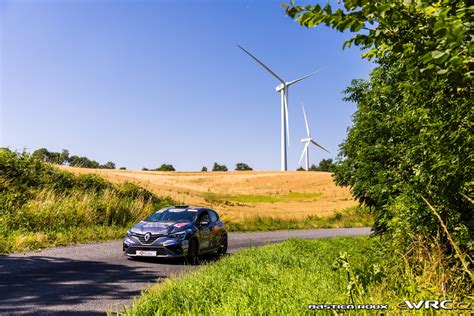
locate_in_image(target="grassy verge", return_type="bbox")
[126,237,369,315]
[224,206,373,232]
[125,237,472,315]
[0,149,174,254]
[0,225,129,253]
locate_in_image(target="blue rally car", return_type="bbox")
[123,205,227,264]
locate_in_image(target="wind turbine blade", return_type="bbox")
[286,69,324,86]
[302,103,310,137]
[284,89,290,146]
[237,45,285,84]
[310,139,330,153]
[299,142,310,165]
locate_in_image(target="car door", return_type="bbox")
[196,211,211,251]
[208,209,220,250]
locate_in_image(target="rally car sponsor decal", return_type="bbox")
[174,222,188,228]
[143,223,168,228]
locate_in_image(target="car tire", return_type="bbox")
[217,234,228,257]
[186,238,200,265]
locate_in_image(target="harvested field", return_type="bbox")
[63,167,357,223]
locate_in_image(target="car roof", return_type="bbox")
[166,205,211,212]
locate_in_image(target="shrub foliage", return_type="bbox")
[284,0,473,250]
[212,163,228,172]
[235,163,253,171]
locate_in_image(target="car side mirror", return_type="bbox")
[200,221,210,226]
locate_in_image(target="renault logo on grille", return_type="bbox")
[144,232,151,242]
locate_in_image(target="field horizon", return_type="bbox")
[62,166,358,223]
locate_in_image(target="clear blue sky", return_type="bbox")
[0,0,373,171]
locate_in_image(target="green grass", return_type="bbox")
[224,206,373,232]
[203,192,321,204]
[125,237,473,315]
[125,237,371,315]
[0,225,129,253]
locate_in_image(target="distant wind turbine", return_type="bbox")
[238,45,323,171]
[299,103,330,171]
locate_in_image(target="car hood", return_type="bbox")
[131,221,192,235]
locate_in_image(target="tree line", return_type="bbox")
[296,159,335,172]
[31,148,337,173]
[143,162,254,172]
[32,148,117,169]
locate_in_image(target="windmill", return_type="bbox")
[238,45,322,171]
[299,103,330,170]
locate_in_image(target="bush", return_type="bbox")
[235,163,253,171]
[153,164,175,172]
[99,161,116,169]
[212,163,228,172]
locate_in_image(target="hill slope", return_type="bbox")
[64,168,358,222]
[0,149,173,253]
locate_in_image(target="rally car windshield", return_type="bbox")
[146,210,197,223]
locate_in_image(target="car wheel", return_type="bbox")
[217,234,228,257]
[186,238,200,265]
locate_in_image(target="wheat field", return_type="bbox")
[63,167,357,222]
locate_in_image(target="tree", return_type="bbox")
[119,167,126,170]
[284,1,472,87]
[154,164,175,172]
[32,148,68,165]
[284,1,473,247]
[201,166,208,172]
[296,167,305,171]
[318,159,335,172]
[68,155,100,168]
[32,148,50,162]
[212,163,228,172]
[99,161,116,169]
[59,149,69,165]
[142,167,149,171]
[308,164,320,171]
[235,163,253,171]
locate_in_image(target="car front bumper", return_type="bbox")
[123,236,189,258]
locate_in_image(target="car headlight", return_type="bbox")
[169,231,187,241]
[126,230,132,237]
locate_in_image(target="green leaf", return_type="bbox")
[431,50,446,60]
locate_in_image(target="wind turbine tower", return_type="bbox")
[238,45,322,171]
[299,103,330,170]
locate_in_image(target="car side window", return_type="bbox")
[208,210,218,222]
[198,211,210,223]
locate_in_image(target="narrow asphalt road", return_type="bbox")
[0,227,370,315]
